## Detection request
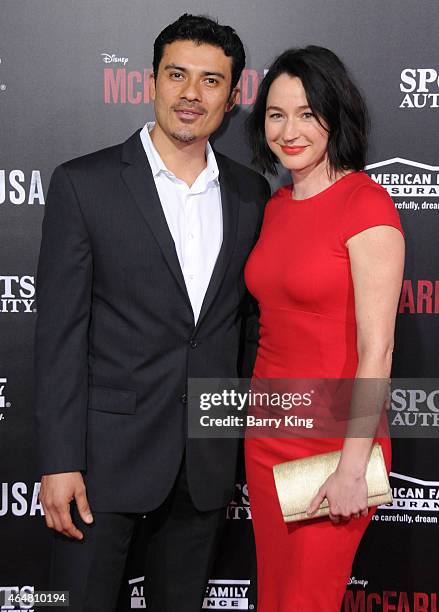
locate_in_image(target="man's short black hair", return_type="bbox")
[247,46,369,175]
[153,13,245,91]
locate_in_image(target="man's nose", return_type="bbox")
[180,77,202,102]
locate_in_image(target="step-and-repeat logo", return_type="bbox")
[344,587,437,611]
[203,579,252,610]
[103,57,259,107]
[366,158,439,213]
[226,482,251,520]
[373,472,439,526]
[400,68,439,108]
[0,585,35,611]
[391,384,439,427]
[127,576,253,609]
[0,482,44,517]
[129,576,146,609]
[0,170,45,205]
[347,576,369,589]
[0,276,36,314]
[101,52,129,66]
[0,377,10,424]
[398,280,439,314]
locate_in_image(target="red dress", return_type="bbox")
[244,172,403,611]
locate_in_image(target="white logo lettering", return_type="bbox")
[399,68,439,108]
[0,482,44,517]
[0,378,6,409]
[348,576,369,588]
[129,577,146,609]
[203,580,251,610]
[0,276,36,314]
[366,159,439,213]
[101,53,128,66]
[377,473,439,521]
[0,170,45,205]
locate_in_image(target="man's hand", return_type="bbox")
[39,472,94,540]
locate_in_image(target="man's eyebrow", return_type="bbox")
[201,70,226,80]
[164,64,187,72]
[164,64,226,79]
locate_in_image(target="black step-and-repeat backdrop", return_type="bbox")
[1,1,438,610]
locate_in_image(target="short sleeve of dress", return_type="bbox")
[341,181,404,244]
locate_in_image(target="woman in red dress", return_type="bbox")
[244,46,405,611]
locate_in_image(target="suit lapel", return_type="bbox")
[196,154,240,330]
[120,132,240,328]
[120,130,191,305]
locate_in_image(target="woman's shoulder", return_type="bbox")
[346,171,392,202]
[267,184,293,204]
[341,172,403,242]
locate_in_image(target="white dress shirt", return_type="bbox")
[140,122,223,324]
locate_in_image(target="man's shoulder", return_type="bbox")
[215,151,271,203]
[58,130,141,178]
[215,150,263,184]
[60,142,123,176]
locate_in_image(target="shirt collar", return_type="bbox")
[140,121,219,188]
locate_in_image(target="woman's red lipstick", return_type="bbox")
[281,145,307,155]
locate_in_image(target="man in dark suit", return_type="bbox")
[34,13,270,611]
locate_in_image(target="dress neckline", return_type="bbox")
[287,171,362,203]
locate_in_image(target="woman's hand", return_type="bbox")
[306,468,368,523]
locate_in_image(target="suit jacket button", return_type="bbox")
[181,393,187,404]
[189,339,198,348]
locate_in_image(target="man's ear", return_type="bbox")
[225,88,239,112]
[149,72,156,101]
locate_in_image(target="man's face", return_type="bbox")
[150,40,237,145]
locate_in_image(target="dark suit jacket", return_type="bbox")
[34,129,270,512]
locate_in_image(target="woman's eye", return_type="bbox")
[269,113,282,119]
[302,112,315,119]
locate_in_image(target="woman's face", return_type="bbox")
[265,74,329,175]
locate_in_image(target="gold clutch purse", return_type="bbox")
[273,442,392,522]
